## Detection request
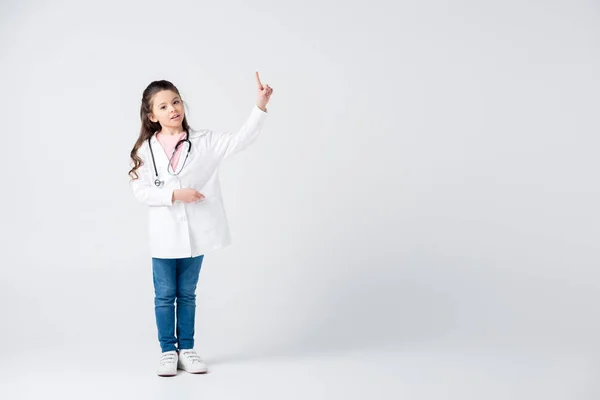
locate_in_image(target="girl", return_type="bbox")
[128,72,273,377]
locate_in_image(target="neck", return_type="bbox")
[159,125,185,136]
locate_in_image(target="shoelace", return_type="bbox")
[160,353,177,366]
[180,350,203,364]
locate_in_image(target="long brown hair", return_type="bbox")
[128,80,191,180]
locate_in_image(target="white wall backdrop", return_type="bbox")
[0,0,599,397]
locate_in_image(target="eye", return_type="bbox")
[174,100,180,104]
[160,106,166,110]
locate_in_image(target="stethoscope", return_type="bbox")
[148,132,192,187]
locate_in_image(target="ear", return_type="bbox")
[148,113,157,123]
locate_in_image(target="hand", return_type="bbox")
[173,188,205,203]
[255,71,273,112]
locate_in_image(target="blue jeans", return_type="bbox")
[152,255,204,352]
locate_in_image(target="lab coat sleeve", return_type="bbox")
[129,143,175,207]
[208,105,268,159]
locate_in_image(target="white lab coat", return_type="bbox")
[130,105,268,258]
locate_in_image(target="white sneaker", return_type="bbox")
[157,350,178,377]
[177,349,208,374]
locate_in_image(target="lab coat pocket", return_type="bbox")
[189,197,221,233]
[147,207,172,250]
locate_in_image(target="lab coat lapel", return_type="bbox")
[150,135,171,173]
[181,130,203,168]
[169,133,199,173]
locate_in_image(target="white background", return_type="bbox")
[0,0,599,398]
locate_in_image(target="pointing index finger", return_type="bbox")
[255,71,263,89]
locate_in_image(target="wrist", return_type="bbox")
[256,103,267,112]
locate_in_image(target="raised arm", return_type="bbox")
[208,71,274,159]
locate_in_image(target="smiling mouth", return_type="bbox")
[171,114,180,120]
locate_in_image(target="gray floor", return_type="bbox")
[1,338,597,400]
[1,262,600,399]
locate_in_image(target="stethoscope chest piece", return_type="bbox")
[154,179,164,188]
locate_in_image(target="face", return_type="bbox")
[148,90,185,129]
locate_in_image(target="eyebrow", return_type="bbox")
[156,96,181,107]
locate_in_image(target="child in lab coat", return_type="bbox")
[128,72,273,376]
